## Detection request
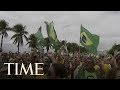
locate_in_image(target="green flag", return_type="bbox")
[34,27,46,51]
[80,25,99,55]
[45,21,59,51]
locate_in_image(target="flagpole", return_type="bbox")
[65,38,68,54]
[79,40,80,54]
[63,25,71,54]
[79,25,82,55]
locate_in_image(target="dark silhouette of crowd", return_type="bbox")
[0,49,120,79]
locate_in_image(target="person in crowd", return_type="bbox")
[75,57,102,79]
[107,52,120,79]
[47,52,67,79]
[1,50,120,79]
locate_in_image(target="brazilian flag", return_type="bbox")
[80,25,99,55]
[45,21,60,51]
[34,27,46,51]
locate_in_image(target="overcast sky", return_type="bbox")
[0,11,120,52]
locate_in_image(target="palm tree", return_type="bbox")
[11,24,28,53]
[0,20,11,52]
[26,34,37,50]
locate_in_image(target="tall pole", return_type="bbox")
[65,37,68,54]
[79,25,81,55]
[79,40,80,54]
[63,24,71,54]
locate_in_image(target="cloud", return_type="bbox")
[0,11,120,52]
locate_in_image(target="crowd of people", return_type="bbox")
[0,49,120,79]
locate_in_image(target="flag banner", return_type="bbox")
[34,27,46,51]
[80,25,100,55]
[45,21,60,51]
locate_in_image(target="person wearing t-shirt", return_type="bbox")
[75,57,102,79]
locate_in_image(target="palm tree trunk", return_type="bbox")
[1,34,4,52]
[18,42,20,53]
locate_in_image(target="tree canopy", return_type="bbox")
[108,43,120,56]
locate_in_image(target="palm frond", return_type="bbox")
[24,35,28,41]
[11,34,20,39]
[6,27,12,31]
[26,41,30,45]
[13,24,24,33]
[0,20,9,30]
[4,32,8,37]
[23,31,28,35]
[11,28,18,33]
[13,38,18,44]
